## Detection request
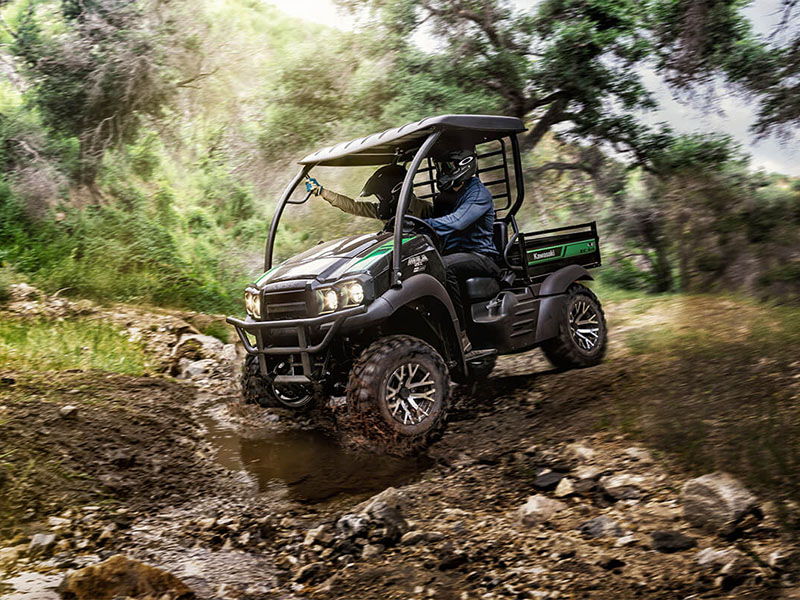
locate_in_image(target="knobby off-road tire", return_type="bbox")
[541,284,607,369]
[241,354,315,411]
[346,335,451,455]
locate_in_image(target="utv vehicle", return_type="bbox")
[227,115,607,452]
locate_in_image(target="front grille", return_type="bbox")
[263,289,310,320]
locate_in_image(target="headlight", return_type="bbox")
[245,290,261,319]
[343,282,364,306]
[317,288,339,313]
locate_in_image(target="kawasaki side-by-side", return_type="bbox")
[227,115,607,453]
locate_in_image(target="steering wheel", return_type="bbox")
[383,215,442,252]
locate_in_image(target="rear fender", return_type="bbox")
[535,265,594,343]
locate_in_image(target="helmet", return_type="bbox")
[360,164,407,220]
[435,149,477,192]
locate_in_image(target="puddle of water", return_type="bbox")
[204,418,432,503]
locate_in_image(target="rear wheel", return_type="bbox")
[241,354,315,410]
[346,335,450,455]
[541,284,607,369]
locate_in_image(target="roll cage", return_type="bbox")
[264,114,528,287]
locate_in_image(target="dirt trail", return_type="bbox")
[1,286,798,599]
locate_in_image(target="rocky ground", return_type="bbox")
[0,284,798,599]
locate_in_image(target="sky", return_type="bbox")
[265,0,800,175]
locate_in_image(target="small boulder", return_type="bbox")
[294,561,326,584]
[362,543,384,559]
[554,478,575,497]
[650,530,697,553]
[566,443,595,462]
[181,358,217,379]
[577,515,623,539]
[171,334,224,361]
[28,533,56,557]
[681,472,758,534]
[533,471,567,491]
[58,554,194,599]
[59,405,79,419]
[336,514,370,539]
[600,473,647,500]
[304,525,333,547]
[517,495,567,526]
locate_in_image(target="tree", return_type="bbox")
[652,0,800,136]
[7,0,182,182]
[339,0,677,172]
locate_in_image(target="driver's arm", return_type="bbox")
[321,189,380,220]
[408,195,434,219]
[423,186,491,236]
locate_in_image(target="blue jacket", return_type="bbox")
[424,177,498,257]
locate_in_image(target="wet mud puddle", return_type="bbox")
[203,417,433,504]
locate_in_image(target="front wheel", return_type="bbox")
[346,335,451,455]
[241,354,315,410]
[541,284,607,369]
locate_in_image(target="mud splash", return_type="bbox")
[203,418,433,504]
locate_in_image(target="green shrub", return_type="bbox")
[598,256,653,291]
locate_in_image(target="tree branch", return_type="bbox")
[521,96,569,151]
[176,67,220,88]
[530,161,595,176]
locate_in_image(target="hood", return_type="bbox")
[254,232,397,288]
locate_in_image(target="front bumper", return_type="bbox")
[226,304,370,382]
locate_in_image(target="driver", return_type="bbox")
[423,148,501,340]
[305,164,432,220]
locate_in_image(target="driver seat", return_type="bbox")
[462,221,515,301]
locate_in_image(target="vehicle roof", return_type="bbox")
[299,114,526,167]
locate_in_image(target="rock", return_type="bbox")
[624,447,653,463]
[28,533,56,557]
[108,450,136,469]
[566,443,595,462]
[554,478,575,497]
[59,405,79,419]
[597,555,626,570]
[400,530,445,546]
[615,534,637,548]
[47,516,70,529]
[577,515,623,539]
[533,471,567,491]
[196,517,216,530]
[696,547,741,570]
[362,543,385,559]
[304,525,333,547]
[58,555,195,599]
[172,333,224,361]
[650,530,697,553]
[182,358,217,379]
[438,546,468,571]
[600,474,647,500]
[220,344,239,364]
[681,472,758,534]
[358,486,407,513]
[10,282,40,301]
[294,562,326,584]
[336,514,370,539]
[0,545,23,566]
[517,495,567,526]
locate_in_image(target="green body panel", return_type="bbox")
[527,239,595,266]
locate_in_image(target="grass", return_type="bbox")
[0,318,152,375]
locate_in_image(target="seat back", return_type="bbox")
[493,220,508,256]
